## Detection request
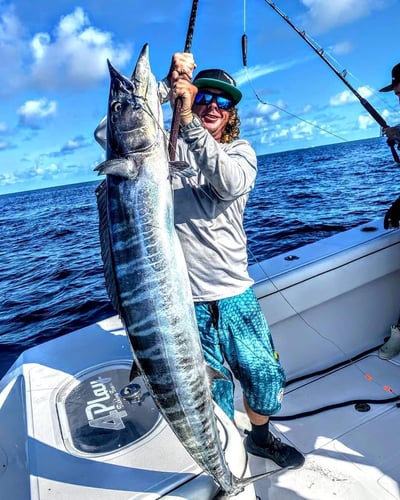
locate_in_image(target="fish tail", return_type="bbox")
[214,468,287,499]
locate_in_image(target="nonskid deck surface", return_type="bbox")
[234,352,400,499]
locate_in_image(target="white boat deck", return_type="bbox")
[1,316,400,499]
[2,220,400,499]
[233,352,400,499]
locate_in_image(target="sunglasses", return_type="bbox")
[194,91,234,110]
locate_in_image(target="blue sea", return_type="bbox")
[0,137,398,378]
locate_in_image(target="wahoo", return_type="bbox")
[95,44,275,497]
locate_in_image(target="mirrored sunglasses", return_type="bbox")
[194,91,234,110]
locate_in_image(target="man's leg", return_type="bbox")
[244,397,304,469]
[216,288,304,469]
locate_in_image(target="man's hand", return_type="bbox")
[168,52,196,82]
[384,196,400,229]
[170,75,198,124]
[167,53,198,124]
[382,125,400,143]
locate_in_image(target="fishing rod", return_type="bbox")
[263,0,400,163]
[168,0,199,161]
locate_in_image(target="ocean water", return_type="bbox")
[0,137,398,378]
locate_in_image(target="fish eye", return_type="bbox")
[112,101,122,112]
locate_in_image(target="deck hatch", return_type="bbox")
[56,364,160,456]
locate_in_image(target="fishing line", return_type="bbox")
[269,341,400,420]
[238,1,398,398]
[248,241,396,378]
[203,185,386,399]
[239,0,348,349]
[151,49,396,410]
[262,0,400,163]
[157,89,396,406]
[243,0,246,34]
[215,174,391,410]
[244,71,348,143]
[145,101,180,160]
[240,3,346,143]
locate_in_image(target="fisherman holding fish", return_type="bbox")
[160,52,304,470]
[379,62,400,359]
[94,49,304,471]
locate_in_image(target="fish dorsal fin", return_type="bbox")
[95,179,123,315]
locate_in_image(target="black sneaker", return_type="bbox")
[244,432,305,469]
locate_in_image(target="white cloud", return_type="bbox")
[290,120,315,138]
[330,86,373,106]
[256,100,285,117]
[299,0,388,33]
[17,98,57,128]
[0,5,28,95]
[34,163,59,176]
[0,6,132,94]
[330,41,353,56]
[330,90,356,106]
[235,57,313,87]
[358,114,375,129]
[31,33,50,61]
[358,86,374,99]
[29,8,131,90]
[0,171,18,185]
[0,156,96,189]
[270,111,281,121]
[62,138,85,151]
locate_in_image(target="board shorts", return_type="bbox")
[194,287,286,420]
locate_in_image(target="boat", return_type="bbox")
[1,215,400,499]
[3,1,400,496]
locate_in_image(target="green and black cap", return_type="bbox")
[193,69,242,105]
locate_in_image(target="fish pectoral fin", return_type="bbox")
[169,160,196,178]
[95,158,138,179]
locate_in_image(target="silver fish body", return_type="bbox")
[95,44,245,496]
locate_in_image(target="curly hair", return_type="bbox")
[220,107,241,144]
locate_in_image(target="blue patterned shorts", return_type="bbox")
[194,287,286,420]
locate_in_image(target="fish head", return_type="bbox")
[106,44,162,160]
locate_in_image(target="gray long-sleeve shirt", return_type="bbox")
[172,118,257,301]
[95,79,257,301]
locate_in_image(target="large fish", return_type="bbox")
[95,44,271,497]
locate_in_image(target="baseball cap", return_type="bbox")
[379,63,400,92]
[193,69,242,105]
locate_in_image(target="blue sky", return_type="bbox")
[1,0,400,195]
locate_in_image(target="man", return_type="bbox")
[163,53,304,469]
[378,63,400,360]
[380,62,400,146]
[95,53,304,469]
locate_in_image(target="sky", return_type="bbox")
[1,0,400,195]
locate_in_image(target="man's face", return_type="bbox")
[192,87,232,142]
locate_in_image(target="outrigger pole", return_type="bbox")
[168,0,199,161]
[264,0,400,163]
